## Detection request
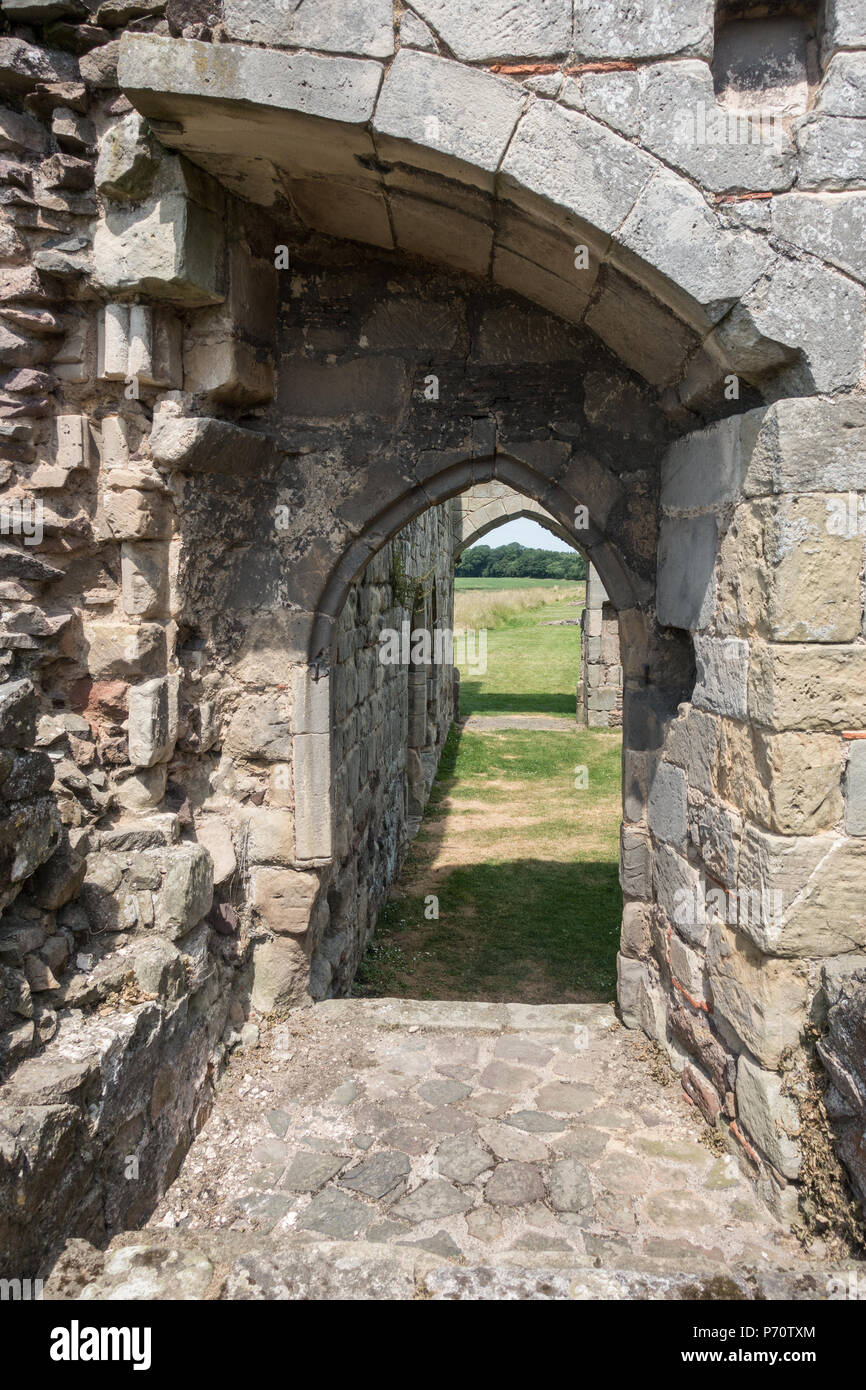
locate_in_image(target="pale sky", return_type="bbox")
[466,518,573,553]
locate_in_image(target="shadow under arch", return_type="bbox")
[118,32,822,404]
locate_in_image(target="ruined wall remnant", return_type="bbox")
[578,564,622,730]
[1,0,866,1271]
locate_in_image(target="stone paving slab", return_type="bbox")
[44,1000,859,1299]
[140,1002,812,1269]
[315,998,613,1032]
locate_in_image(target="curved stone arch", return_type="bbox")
[114,32,861,406]
[454,483,578,559]
[309,450,641,665]
[296,447,658,867]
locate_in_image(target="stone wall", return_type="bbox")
[577,564,622,729]
[293,505,456,1006]
[455,482,575,554]
[820,955,866,1214]
[618,401,866,1222]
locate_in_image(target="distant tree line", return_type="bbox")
[456,541,587,580]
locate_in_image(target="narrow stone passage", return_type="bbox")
[46,1001,847,1300]
[356,582,623,1003]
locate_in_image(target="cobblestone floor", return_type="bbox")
[143,999,810,1274]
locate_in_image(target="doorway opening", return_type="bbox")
[353,505,623,1004]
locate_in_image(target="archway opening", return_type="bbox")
[321,484,640,1006]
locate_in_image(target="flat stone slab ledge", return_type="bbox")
[313,999,616,1032]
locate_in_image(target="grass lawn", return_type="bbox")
[355,581,624,1004]
[456,585,583,718]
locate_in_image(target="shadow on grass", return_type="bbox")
[356,720,622,1005]
[459,683,576,718]
[355,857,621,1003]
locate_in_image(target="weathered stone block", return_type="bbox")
[615,168,771,329]
[0,679,36,749]
[27,833,86,910]
[410,0,571,62]
[690,800,741,888]
[668,930,705,1002]
[653,842,706,947]
[249,866,318,935]
[707,922,808,1070]
[720,723,843,836]
[95,111,159,201]
[193,818,236,889]
[678,710,717,797]
[502,100,655,239]
[112,765,166,813]
[224,0,395,58]
[620,824,652,898]
[251,936,310,1012]
[130,936,185,1001]
[693,636,749,720]
[639,61,794,194]
[620,900,652,960]
[773,189,866,283]
[617,952,648,1025]
[389,193,492,277]
[576,0,713,61]
[400,9,437,51]
[155,843,213,938]
[0,102,47,155]
[224,695,292,762]
[103,486,172,542]
[737,824,866,957]
[149,403,278,475]
[128,675,178,769]
[736,1054,801,1179]
[120,542,169,618]
[636,965,668,1045]
[1,797,61,892]
[648,761,687,848]
[182,337,274,408]
[846,740,866,837]
[585,267,698,388]
[824,0,866,57]
[0,36,77,91]
[768,496,861,643]
[374,50,523,191]
[656,514,717,631]
[797,113,866,189]
[93,156,226,306]
[749,643,866,731]
[245,808,295,867]
[83,623,167,680]
[743,396,866,496]
[661,411,760,512]
[733,254,865,394]
[120,33,384,130]
[581,68,640,138]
